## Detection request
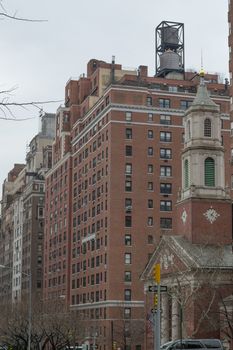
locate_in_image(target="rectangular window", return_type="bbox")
[125,163,132,174]
[160,183,172,194]
[160,200,172,211]
[148,199,153,208]
[148,130,154,139]
[126,145,132,156]
[148,147,153,156]
[160,166,172,177]
[160,218,172,229]
[124,271,131,282]
[125,198,132,212]
[160,131,172,142]
[148,113,153,122]
[124,308,131,319]
[147,182,154,191]
[126,128,132,139]
[124,289,131,301]
[126,112,132,121]
[159,99,170,108]
[160,115,171,125]
[125,216,132,227]
[125,253,131,264]
[180,100,192,110]
[125,177,132,192]
[125,234,132,246]
[147,96,152,106]
[160,148,172,159]
[147,217,153,226]
[148,164,153,173]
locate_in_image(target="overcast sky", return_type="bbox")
[0,0,229,194]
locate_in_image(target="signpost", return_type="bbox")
[148,285,167,293]
[152,264,161,350]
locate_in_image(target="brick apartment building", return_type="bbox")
[43,49,231,349]
[0,113,55,304]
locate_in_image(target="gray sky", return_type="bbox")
[0,0,229,193]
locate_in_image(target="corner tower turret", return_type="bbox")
[181,70,227,200]
[176,71,232,245]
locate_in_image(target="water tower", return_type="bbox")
[155,21,184,77]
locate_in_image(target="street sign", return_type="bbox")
[148,285,167,293]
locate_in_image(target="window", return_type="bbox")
[187,120,191,140]
[125,253,131,264]
[160,218,172,229]
[160,201,172,211]
[160,166,172,177]
[125,163,132,174]
[124,307,131,319]
[126,128,132,139]
[125,198,132,212]
[205,157,215,186]
[204,118,212,137]
[160,131,171,142]
[148,235,153,244]
[160,148,172,159]
[180,100,192,110]
[125,177,132,192]
[147,182,153,191]
[148,199,153,208]
[148,164,153,173]
[159,99,170,108]
[148,113,153,122]
[148,130,154,139]
[160,183,172,194]
[148,217,153,226]
[124,289,131,301]
[184,159,189,188]
[148,147,153,156]
[125,216,132,227]
[147,96,152,106]
[126,145,132,156]
[160,115,171,125]
[125,271,131,282]
[126,112,132,122]
[125,234,132,246]
[38,207,44,218]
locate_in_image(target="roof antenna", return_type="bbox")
[199,49,205,85]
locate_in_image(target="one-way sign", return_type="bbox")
[148,285,167,293]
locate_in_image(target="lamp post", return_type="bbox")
[0,265,32,350]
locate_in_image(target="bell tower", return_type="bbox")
[176,70,232,244]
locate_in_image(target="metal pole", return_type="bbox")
[153,311,156,350]
[111,320,113,350]
[27,272,32,350]
[156,284,161,350]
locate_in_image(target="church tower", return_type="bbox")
[176,70,232,244]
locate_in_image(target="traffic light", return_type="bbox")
[113,341,117,350]
[153,264,160,283]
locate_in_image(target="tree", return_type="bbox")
[0,1,60,121]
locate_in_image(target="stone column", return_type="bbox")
[161,293,169,344]
[172,297,179,340]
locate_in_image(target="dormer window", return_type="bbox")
[204,118,212,137]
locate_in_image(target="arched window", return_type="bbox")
[184,159,189,189]
[204,118,212,137]
[205,157,215,186]
[187,120,191,140]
